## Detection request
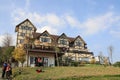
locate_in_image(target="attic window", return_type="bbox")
[75,41,81,46]
[21,26,32,30]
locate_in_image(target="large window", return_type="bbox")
[41,37,50,42]
[21,26,32,30]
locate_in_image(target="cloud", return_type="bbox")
[77,12,120,35]
[82,12,115,35]
[65,15,81,28]
[64,12,120,35]
[37,26,58,34]
[11,8,66,34]
[11,5,120,36]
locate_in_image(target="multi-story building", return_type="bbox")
[15,19,93,67]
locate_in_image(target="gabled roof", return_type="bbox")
[33,32,41,39]
[15,19,37,32]
[74,35,87,45]
[57,33,68,40]
[32,31,86,45]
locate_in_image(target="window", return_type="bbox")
[21,26,32,30]
[41,37,50,42]
[20,39,24,43]
[60,39,67,45]
[75,41,81,46]
[28,27,32,30]
[20,33,25,36]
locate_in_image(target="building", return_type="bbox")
[15,19,93,67]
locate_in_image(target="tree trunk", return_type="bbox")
[56,52,59,66]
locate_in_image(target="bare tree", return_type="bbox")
[2,33,12,47]
[1,33,13,62]
[108,45,113,64]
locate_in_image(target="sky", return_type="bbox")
[0,0,120,63]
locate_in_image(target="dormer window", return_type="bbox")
[75,41,81,46]
[41,37,50,42]
[60,39,67,45]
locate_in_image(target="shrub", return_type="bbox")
[113,61,120,67]
[71,61,79,67]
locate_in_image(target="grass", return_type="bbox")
[12,65,120,80]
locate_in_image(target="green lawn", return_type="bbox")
[12,65,120,80]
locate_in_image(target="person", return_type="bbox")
[6,63,12,79]
[38,57,42,67]
[1,62,7,78]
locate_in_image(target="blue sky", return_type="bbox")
[0,0,120,63]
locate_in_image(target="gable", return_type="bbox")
[74,36,86,45]
[40,30,50,37]
[15,19,37,32]
[58,33,67,39]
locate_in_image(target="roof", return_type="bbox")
[32,31,87,45]
[15,19,37,32]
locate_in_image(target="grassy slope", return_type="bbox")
[13,65,120,80]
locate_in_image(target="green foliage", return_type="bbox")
[0,46,14,64]
[71,61,79,67]
[113,62,120,67]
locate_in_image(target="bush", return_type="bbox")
[71,61,79,67]
[113,61,120,67]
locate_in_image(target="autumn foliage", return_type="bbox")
[12,46,26,67]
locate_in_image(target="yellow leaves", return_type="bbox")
[12,46,26,63]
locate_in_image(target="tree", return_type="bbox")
[108,45,113,64]
[2,46,14,62]
[0,33,14,63]
[12,45,26,67]
[2,33,12,47]
[54,46,60,66]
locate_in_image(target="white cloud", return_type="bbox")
[37,26,58,34]
[11,8,66,34]
[82,12,115,35]
[11,5,120,36]
[46,14,64,26]
[65,15,81,28]
[80,12,120,35]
